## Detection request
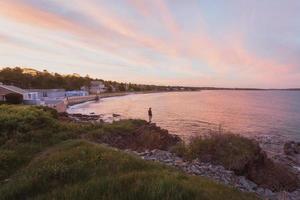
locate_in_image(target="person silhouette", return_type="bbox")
[148,107,152,123]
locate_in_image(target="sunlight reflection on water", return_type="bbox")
[68,91,300,141]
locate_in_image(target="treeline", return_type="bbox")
[0,67,199,92]
[0,67,92,90]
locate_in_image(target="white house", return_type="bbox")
[90,81,106,94]
[23,89,65,106]
[26,89,66,100]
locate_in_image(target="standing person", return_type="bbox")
[148,107,152,123]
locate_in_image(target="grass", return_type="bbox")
[171,132,300,191]
[0,105,259,199]
[0,140,258,200]
[171,134,261,173]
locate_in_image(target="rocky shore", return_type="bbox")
[126,149,300,200]
[255,135,300,182]
[61,112,122,123]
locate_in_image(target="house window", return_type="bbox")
[43,92,47,97]
[28,93,31,99]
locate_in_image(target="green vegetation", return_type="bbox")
[0,105,77,180]
[0,105,259,199]
[172,134,261,172]
[0,140,258,200]
[0,67,199,91]
[171,134,300,191]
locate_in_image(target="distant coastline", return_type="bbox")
[194,87,300,91]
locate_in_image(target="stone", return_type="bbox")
[264,189,274,197]
[284,141,300,156]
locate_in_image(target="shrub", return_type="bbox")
[0,105,78,181]
[35,106,59,119]
[188,134,261,173]
[0,105,56,140]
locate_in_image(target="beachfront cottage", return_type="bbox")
[0,83,31,103]
[0,84,68,112]
[90,81,106,94]
[26,89,66,100]
[66,90,89,97]
[24,89,67,112]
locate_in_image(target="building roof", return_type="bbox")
[66,90,88,93]
[0,84,26,94]
[27,89,65,92]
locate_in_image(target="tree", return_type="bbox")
[118,83,126,91]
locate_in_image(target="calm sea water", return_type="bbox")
[68,91,300,141]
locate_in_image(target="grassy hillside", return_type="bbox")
[0,105,258,200]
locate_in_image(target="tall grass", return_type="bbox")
[172,133,261,171]
[0,140,258,200]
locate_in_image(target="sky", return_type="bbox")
[0,0,300,88]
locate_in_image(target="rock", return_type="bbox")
[128,148,300,199]
[284,141,300,156]
[256,187,265,195]
[238,176,252,190]
[112,113,121,117]
[264,189,274,197]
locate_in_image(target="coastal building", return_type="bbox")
[90,81,106,94]
[0,83,30,102]
[66,90,89,97]
[26,89,66,100]
[80,86,89,91]
[0,83,96,112]
[24,89,66,110]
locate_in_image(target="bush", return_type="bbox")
[0,105,56,139]
[35,106,59,119]
[188,134,261,173]
[0,105,78,181]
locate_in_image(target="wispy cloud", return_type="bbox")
[0,0,299,87]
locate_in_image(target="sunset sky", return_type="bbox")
[0,0,300,88]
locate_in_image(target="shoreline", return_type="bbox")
[66,112,300,173]
[67,99,300,176]
[67,90,200,109]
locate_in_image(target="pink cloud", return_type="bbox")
[0,0,298,87]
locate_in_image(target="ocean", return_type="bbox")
[68,91,300,142]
